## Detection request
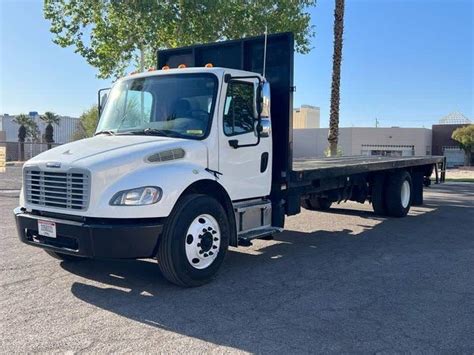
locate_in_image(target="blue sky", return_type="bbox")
[0,0,472,128]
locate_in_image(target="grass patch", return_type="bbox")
[431,178,474,183]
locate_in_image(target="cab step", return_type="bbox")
[238,227,282,246]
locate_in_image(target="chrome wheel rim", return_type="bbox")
[401,180,411,208]
[185,214,221,269]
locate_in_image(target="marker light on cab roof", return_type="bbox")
[205,63,213,68]
[161,65,170,70]
[178,64,187,68]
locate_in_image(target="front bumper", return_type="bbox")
[14,207,164,259]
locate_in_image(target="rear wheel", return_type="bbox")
[385,171,412,217]
[302,197,332,211]
[157,194,229,287]
[44,250,84,262]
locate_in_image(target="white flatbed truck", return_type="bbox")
[14,33,445,286]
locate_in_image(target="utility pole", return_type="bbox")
[375,117,379,127]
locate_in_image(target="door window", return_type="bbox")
[223,81,255,136]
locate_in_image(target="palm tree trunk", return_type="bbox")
[328,0,345,157]
[19,142,24,161]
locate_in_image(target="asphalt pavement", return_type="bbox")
[1,167,473,353]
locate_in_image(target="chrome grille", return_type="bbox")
[24,168,90,210]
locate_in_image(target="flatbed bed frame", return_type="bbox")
[291,155,446,181]
[283,155,446,217]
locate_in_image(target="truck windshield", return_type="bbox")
[96,73,218,139]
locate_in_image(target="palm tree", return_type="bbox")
[328,0,345,157]
[12,114,33,161]
[40,111,60,149]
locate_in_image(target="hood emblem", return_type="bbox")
[46,162,62,168]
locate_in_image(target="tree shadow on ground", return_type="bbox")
[62,184,474,352]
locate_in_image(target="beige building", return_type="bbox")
[293,127,432,158]
[293,105,320,128]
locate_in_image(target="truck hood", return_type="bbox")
[25,135,208,170]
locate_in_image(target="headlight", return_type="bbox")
[110,186,162,206]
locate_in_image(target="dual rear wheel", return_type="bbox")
[372,170,412,217]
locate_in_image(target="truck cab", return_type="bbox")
[15,66,277,287]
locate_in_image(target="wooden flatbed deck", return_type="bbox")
[291,156,445,181]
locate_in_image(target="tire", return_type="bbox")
[385,170,412,217]
[371,173,387,216]
[302,197,332,211]
[157,194,230,287]
[44,250,84,262]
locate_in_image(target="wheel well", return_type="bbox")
[180,180,237,247]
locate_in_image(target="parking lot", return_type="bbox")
[1,167,473,353]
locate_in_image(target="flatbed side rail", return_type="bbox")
[290,156,446,183]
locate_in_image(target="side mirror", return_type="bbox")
[98,88,110,117]
[254,82,270,117]
[254,82,271,138]
[259,118,271,138]
[260,82,271,118]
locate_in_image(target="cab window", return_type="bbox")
[223,81,255,136]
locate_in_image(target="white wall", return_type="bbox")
[293,127,432,158]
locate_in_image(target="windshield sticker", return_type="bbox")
[186,130,203,135]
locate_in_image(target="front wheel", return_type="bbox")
[157,194,229,287]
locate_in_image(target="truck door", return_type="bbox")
[218,79,272,201]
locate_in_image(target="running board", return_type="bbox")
[238,227,283,246]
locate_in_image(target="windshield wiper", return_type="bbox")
[94,130,116,136]
[127,128,185,138]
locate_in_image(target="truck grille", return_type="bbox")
[24,168,90,210]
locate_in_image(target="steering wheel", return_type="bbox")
[190,109,209,118]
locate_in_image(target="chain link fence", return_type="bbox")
[0,141,61,162]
